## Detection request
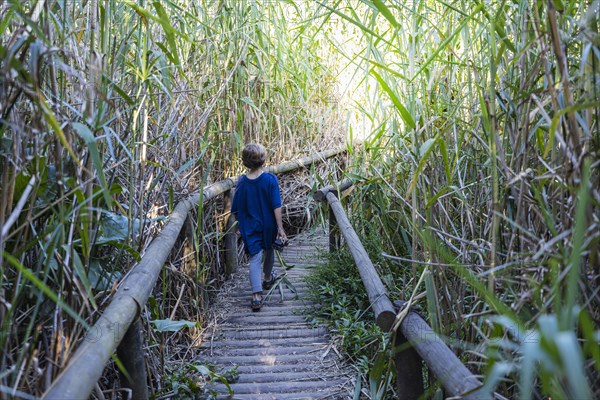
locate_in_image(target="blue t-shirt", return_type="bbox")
[231,172,282,255]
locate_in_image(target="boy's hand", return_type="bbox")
[277,226,287,242]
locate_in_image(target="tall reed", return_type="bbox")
[314,0,599,397]
[0,0,345,396]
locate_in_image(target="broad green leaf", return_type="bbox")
[151,319,198,332]
[419,138,436,157]
[88,258,122,292]
[367,0,399,28]
[555,332,592,399]
[370,69,416,130]
[190,364,211,375]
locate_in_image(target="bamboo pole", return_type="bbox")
[314,179,353,252]
[313,178,353,202]
[43,145,350,400]
[328,205,339,252]
[323,191,396,331]
[399,312,487,399]
[223,189,238,276]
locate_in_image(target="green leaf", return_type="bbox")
[151,319,198,332]
[88,258,122,292]
[419,138,436,158]
[370,69,416,130]
[438,138,451,183]
[3,252,89,328]
[411,4,483,81]
[555,332,592,399]
[152,2,180,65]
[564,158,592,328]
[369,0,399,28]
[72,123,112,208]
[316,0,394,47]
[40,98,79,163]
[99,211,130,242]
[406,135,439,199]
[71,250,98,309]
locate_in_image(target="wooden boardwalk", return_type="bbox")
[198,229,353,399]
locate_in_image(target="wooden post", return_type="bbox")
[116,318,149,400]
[393,304,424,399]
[223,189,238,276]
[182,215,197,277]
[399,311,488,399]
[328,204,339,252]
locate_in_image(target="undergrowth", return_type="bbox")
[304,229,404,399]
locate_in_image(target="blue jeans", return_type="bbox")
[248,249,274,293]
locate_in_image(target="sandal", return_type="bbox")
[251,295,262,312]
[262,271,277,291]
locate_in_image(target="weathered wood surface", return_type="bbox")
[313,178,354,202]
[399,311,488,399]
[198,230,353,399]
[322,191,396,331]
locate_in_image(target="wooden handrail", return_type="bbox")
[313,178,354,202]
[324,190,396,330]
[315,185,488,399]
[43,145,350,400]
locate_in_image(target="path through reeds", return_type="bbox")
[197,229,353,399]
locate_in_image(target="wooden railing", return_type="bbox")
[43,146,349,400]
[315,183,489,400]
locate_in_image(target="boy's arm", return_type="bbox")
[274,207,287,241]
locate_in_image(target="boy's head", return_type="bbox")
[242,143,267,169]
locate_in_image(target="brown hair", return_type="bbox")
[241,143,267,169]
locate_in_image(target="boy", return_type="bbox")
[231,143,287,311]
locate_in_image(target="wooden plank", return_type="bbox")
[203,353,338,366]
[206,379,348,394]
[209,390,349,400]
[222,315,309,325]
[200,344,325,357]
[224,364,340,374]
[233,370,346,383]
[201,336,329,349]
